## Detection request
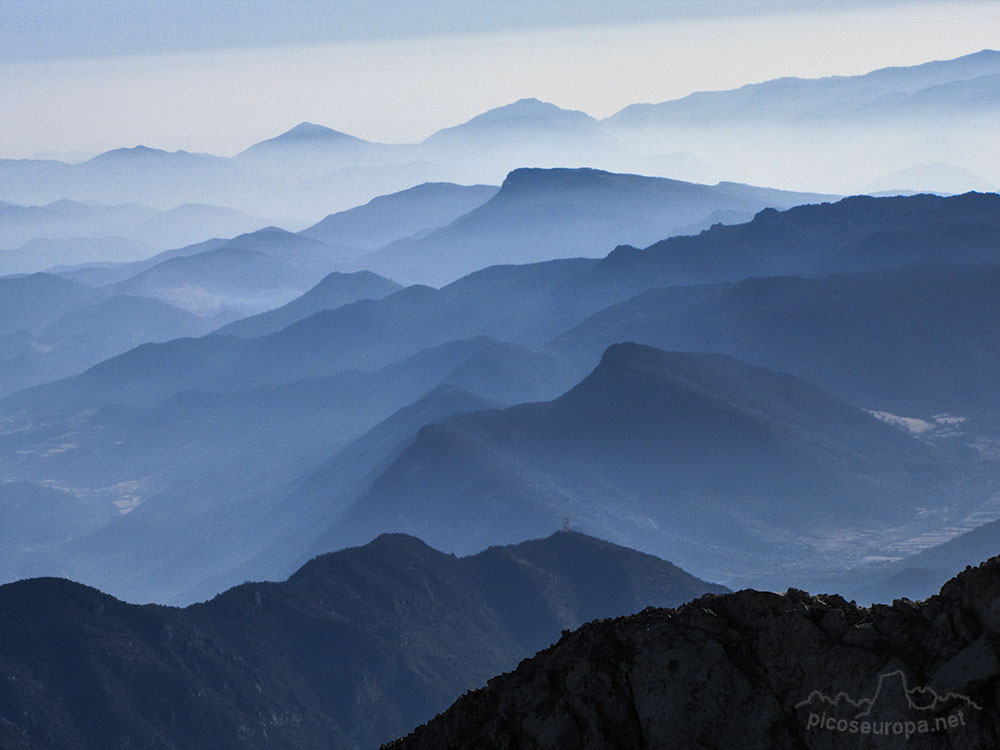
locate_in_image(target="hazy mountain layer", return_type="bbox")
[0,236,156,277]
[216,271,402,338]
[0,335,580,603]
[300,182,498,250]
[1,52,996,220]
[3,193,1000,602]
[353,167,836,286]
[831,516,1000,606]
[596,191,1000,287]
[327,344,963,586]
[604,49,1000,191]
[556,263,1000,419]
[0,198,263,253]
[0,273,211,395]
[104,228,357,317]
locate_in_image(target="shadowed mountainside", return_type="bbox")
[324,343,963,586]
[0,531,725,750]
[390,555,1000,749]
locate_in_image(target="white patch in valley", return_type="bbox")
[867,410,935,434]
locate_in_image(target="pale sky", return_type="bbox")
[1,0,998,159]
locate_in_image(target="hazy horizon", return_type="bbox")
[2,0,998,160]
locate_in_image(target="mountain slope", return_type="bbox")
[391,555,1000,749]
[556,263,1000,418]
[604,49,1000,191]
[0,532,725,750]
[596,191,1000,287]
[40,294,209,361]
[26,192,1000,417]
[300,182,498,250]
[5,194,1000,600]
[4,260,600,415]
[111,246,312,317]
[0,197,262,255]
[0,335,581,603]
[232,121,387,182]
[0,273,101,335]
[0,199,154,249]
[330,343,958,585]
[424,98,600,143]
[608,49,1000,129]
[355,167,836,286]
[0,146,267,212]
[216,271,402,337]
[841,517,1000,606]
[51,237,231,287]
[0,273,217,394]
[0,481,101,582]
[0,236,155,277]
[179,385,505,602]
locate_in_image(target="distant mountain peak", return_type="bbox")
[277,121,359,141]
[423,98,598,144]
[241,122,367,152]
[471,97,596,124]
[501,166,607,186]
[496,166,653,195]
[85,145,217,165]
[88,145,166,161]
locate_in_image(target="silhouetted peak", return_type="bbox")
[499,166,612,192]
[44,198,90,210]
[275,121,359,141]
[367,532,438,550]
[88,145,168,161]
[595,341,703,375]
[292,533,446,582]
[479,97,592,120]
[429,99,597,140]
[313,269,393,288]
[235,226,292,238]
[239,122,367,153]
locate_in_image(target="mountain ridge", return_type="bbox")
[0,530,725,750]
[325,343,958,586]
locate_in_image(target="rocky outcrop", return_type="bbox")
[388,559,1000,749]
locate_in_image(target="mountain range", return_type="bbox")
[4,190,1000,601]
[1,50,996,225]
[322,343,963,586]
[351,168,836,286]
[555,262,1000,420]
[0,198,263,255]
[3,44,1000,750]
[0,531,725,750]
[215,271,402,338]
[299,182,499,249]
[0,273,211,396]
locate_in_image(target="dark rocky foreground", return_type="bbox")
[388,558,1000,749]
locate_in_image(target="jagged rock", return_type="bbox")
[388,559,1000,749]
